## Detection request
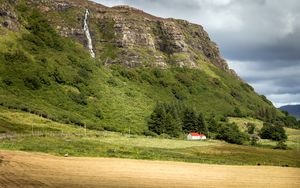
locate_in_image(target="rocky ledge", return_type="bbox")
[2,0,237,76]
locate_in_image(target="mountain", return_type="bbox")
[0,0,281,133]
[280,105,300,119]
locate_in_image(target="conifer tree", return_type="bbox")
[196,113,208,135]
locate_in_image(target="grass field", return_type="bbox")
[0,107,300,167]
[1,150,300,188]
[229,117,300,150]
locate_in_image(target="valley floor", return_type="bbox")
[0,106,300,167]
[0,150,299,188]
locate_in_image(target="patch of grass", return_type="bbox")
[229,117,264,132]
[0,108,299,167]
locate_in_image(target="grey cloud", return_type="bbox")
[267,94,300,107]
[228,60,300,106]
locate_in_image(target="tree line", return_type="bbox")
[147,102,207,138]
[147,102,289,146]
[147,103,249,144]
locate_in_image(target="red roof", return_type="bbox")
[190,132,205,137]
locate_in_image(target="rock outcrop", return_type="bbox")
[12,0,235,75]
[0,2,19,31]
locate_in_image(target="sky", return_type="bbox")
[92,0,300,107]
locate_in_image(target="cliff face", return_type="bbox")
[0,0,19,31]
[18,0,234,74]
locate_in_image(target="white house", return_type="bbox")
[187,132,207,140]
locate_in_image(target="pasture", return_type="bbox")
[0,107,300,167]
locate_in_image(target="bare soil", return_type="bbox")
[0,150,299,188]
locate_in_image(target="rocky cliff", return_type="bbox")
[7,0,235,75]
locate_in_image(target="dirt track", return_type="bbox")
[0,150,299,188]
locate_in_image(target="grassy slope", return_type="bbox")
[0,1,280,135]
[0,107,299,167]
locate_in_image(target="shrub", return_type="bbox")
[246,123,256,134]
[143,130,157,137]
[2,78,13,86]
[51,68,65,84]
[68,116,84,126]
[95,109,104,119]
[153,69,164,78]
[175,73,193,87]
[211,78,221,86]
[140,71,156,84]
[250,135,259,146]
[233,107,244,117]
[274,140,288,150]
[220,116,228,122]
[159,80,169,87]
[171,87,186,100]
[231,90,242,101]
[107,77,119,87]
[120,69,139,81]
[259,123,287,141]
[69,92,88,105]
[3,50,31,64]
[207,117,220,133]
[23,76,41,90]
[78,68,90,80]
[216,123,249,145]
[24,9,63,51]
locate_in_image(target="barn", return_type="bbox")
[187,132,207,140]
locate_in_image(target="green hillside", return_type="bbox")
[0,0,293,136]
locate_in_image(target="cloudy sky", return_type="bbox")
[93,0,300,107]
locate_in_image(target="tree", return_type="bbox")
[216,123,249,145]
[182,107,198,133]
[164,112,181,137]
[207,116,219,133]
[257,107,277,123]
[274,140,288,150]
[196,113,208,135]
[278,115,300,129]
[148,103,167,135]
[233,107,243,117]
[250,135,259,146]
[259,123,287,141]
[246,123,256,134]
[148,103,182,137]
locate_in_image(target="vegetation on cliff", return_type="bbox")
[0,0,298,139]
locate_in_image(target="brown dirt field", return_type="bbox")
[0,150,299,188]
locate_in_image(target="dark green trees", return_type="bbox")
[182,108,208,134]
[216,123,249,145]
[197,113,208,135]
[148,103,181,137]
[148,104,208,137]
[182,108,197,133]
[260,122,287,141]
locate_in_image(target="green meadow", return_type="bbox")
[1,107,299,167]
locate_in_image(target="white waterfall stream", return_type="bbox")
[83,9,95,58]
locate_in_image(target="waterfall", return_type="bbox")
[83,9,95,58]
